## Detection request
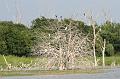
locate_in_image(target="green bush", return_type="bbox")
[106,44,114,56]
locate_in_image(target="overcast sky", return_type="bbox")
[0,0,120,25]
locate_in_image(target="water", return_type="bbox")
[1,68,120,79]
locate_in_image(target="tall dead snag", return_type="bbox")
[96,33,106,67]
[32,18,94,70]
[15,1,22,24]
[102,39,106,67]
[84,13,98,67]
[93,22,97,66]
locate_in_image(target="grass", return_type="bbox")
[0,55,120,76]
[0,55,120,67]
[0,69,100,76]
[98,56,120,66]
[0,55,100,76]
[1,55,120,68]
[0,71,33,76]
[0,55,35,69]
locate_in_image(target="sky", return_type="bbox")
[0,0,120,26]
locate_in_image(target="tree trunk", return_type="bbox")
[93,25,97,67]
[102,39,106,67]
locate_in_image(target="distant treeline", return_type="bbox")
[0,16,120,57]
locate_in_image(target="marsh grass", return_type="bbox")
[98,56,120,66]
[0,69,100,76]
[0,55,120,76]
[0,55,120,69]
[0,55,35,69]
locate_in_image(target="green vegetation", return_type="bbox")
[0,21,33,56]
[0,55,119,76]
[99,56,120,66]
[0,55,120,69]
[0,69,99,76]
[0,55,34,69]
[0,71,33,76]
[100,22,120,56]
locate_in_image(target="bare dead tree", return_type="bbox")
[32,18,94,70]
[102,39,106,67]
[84,12,98,67]
[15,1,22,24]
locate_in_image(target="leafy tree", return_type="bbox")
[100,22,120,55]
[0,21,33,56]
